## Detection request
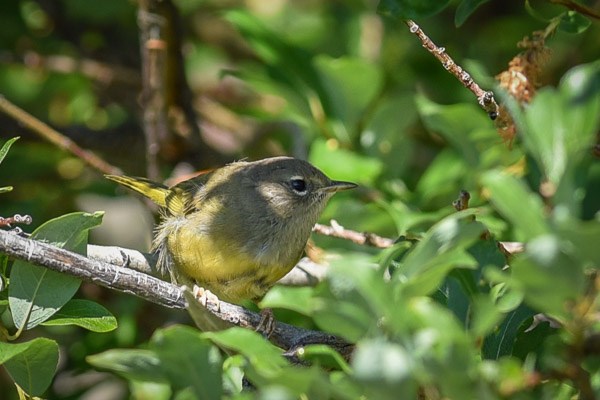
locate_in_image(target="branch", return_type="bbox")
[0,229,347,354]
[138,1,169,180]
[314,220,524,255]
[0,96,122,176]
[404,20,499,119]
[313,220,395,248]
[86,244,327,287]
[550,0,600,20]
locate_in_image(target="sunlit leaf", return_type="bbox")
[42,299,117,332]
[9,212,103,330]
[0,137,19,166]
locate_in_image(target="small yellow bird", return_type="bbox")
[106,157,356,304]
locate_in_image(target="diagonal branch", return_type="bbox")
[0,229,347,353]
[0,96,122,176]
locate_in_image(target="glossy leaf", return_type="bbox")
[42,299,117,332]
[9,212,103,330]
[203,327,286,376]
[1,338,59,396]
[482,304,534,359]
[558,11,591,34]
[0,136,19,165]
[260,286,314,314]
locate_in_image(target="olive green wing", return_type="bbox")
[167,170,215,216]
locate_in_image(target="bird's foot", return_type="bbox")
[256,307,276,338]
[192,285,221,312]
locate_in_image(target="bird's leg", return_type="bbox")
[255,307,276,338]
[192,285,221,311]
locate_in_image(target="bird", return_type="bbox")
[106,156,356,305]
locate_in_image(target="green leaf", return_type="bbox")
[0,338,59,396]
[481,171,548,240]
[558,11,591,34]
[415,95,494,167]
[0,137,19,166]
[512,319,557,361]
[377,0,451,19]
[260,286,314,314]
[297,344,352,374]
[315,254,386,341]
[482,304,534,359]
[9,212,103,330]
[313,55,383,140]
[0,186,13,193]
[556,217,600,267]
[396,210,485,296]
[522,61,600,188]
[455,0,490,26]
[469,294,504,338]
[512,235,585,319]
[352,339,417,399]
[224,10,331,123]
[130,381,171,400]
[87,349,166,382]
[203,327,286,377]
[42,299,117,332]
[151,325,222,399]
[309,139,383,185]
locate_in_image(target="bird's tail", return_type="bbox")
[105,175,170,209]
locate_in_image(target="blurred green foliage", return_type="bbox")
[1,0,600,399]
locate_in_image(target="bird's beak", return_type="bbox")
[322,180,358,193]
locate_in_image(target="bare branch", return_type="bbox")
[314,220,524,256]
[404,20,499,119]
[0,96,122,176]
[0,229,349,354]
[313,220,395,248]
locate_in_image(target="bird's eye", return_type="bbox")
[290,178,307,194]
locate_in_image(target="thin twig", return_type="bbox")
[0,214,32,228]
[550,0,600,20]
[0,96,122,176]
[314,220,524,255]
[313,220,395,248]
[404,19,499,119]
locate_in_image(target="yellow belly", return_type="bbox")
[166,222,292,303]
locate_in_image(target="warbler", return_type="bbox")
[106,157,356,304]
